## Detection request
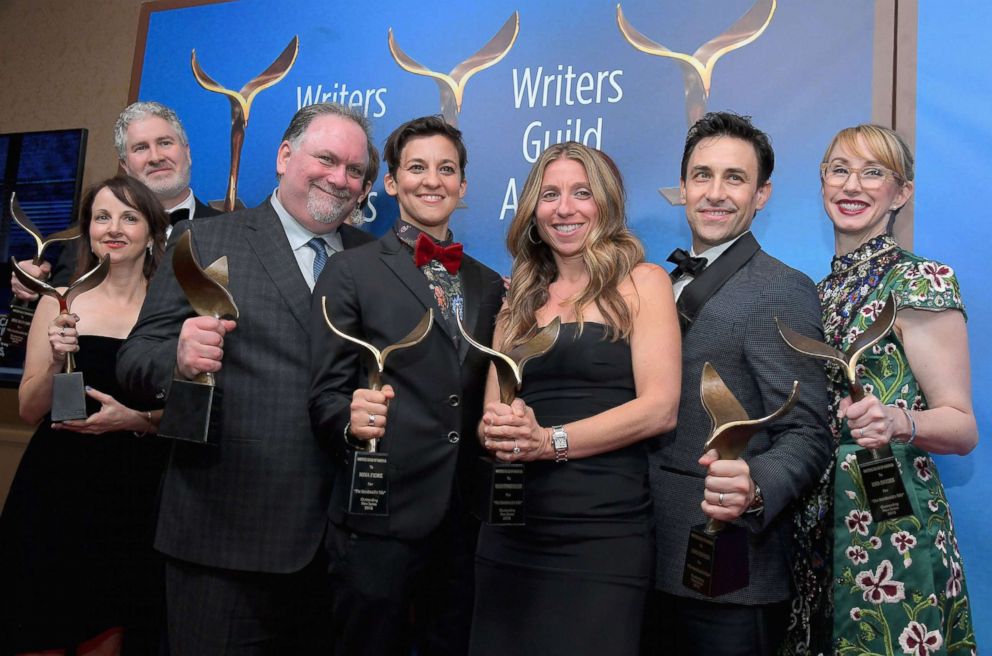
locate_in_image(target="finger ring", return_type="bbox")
[59,327,65,336]
[512,441,521,455]
[718,492,725,506]
[857,427,863,438]
[367,413,376,427]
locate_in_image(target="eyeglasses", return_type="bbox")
[820,162,903,190]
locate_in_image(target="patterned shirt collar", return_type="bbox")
[830,235,898,275]
[394,219,454,252]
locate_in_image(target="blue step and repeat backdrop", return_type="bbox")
[135,0,988,643]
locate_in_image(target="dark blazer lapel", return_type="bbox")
[243,204,312,332]
[339,223,369,250]
[457,257,485,363]
[677,231,761,334]
[378,231,456,344]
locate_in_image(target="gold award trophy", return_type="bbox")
[321,299,433,516]
[457,316,561,526]
[776,293,912,521]
[683,362,798,597]
[192,36,299,212]
[3,193,82,353]
[12,253,110,422]
[617,0,777,204]
[158,231,239,445]
[388,12,519,128]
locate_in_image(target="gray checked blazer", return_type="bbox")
[117,200,374,574]
[650,238,832,604]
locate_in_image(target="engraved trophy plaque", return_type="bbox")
[11,254,110,421]
[682,362,799,597]
[617,0,777,204]
[457,316,561,526]
[321,299,433,516]
[776,292,913,520]
[2,193,82,358]
[192,36,299,212]
[158,231,240,445]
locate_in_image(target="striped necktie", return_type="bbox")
[306,237,329,281]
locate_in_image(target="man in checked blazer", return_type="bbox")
[117,103,377,652]
[643,112,831,655]
[309,116,504,656]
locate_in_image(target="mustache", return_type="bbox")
[311,183,352,200]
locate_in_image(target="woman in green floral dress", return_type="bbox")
[798,124,979,656]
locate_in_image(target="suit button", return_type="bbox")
[447,431,460,444]
[447,394,460,407]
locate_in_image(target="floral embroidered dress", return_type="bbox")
[819,235,975,656]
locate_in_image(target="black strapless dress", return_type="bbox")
[470,323,653,656]
[0,336,169,653]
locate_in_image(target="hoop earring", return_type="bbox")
[527,221,542,245]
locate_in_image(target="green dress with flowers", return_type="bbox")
[819,235,976,656]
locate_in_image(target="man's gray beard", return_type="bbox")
[307,188,353,225]
[141,167,192,203]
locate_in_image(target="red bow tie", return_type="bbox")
[414,233,463,274]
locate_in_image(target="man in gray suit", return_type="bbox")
[644,112,831,655]
[117,103,377,652]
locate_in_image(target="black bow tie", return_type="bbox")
[169,208,190,226]
[667,248,707,281]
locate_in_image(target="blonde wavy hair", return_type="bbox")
[500,142,644,350]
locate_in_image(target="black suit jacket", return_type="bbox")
[50,193,223,286]
[117,199,374,573]
[309,230,504,540]
[650,244,832,604]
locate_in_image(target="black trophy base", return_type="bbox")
[159,378,222,445]
[857,446,914,520]
[51,371,87,422]
[683,523,749,597]
[348,450,389,516]
[473,456,525,526]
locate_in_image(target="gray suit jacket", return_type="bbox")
[651,244,832,604]
[117,200,374,573]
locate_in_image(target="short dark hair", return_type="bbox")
[382,116,467,180]
[74,176,169,283]
[280,103,379,206]
[680,111,774,187]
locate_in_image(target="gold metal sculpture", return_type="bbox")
[321,300,433,452]
[388,12,519,127]
[682,361,798,596]
[192,36,300,212]
[617,0,777,204]
[8,192,81,264]
[456,315,561,405]
[157,230,240,444]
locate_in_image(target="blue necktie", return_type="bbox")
[307,237,328,281]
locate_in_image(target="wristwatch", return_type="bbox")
[746,483,765,516]
[550,424,569,462]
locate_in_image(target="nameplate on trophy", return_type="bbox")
[347,451,390,515]
[475,459,525,526]
[683,523,749,597]
[857,449,913,520]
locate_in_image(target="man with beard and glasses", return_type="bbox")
[9,101,223,297]
[117,103,377,652]
[641,112,831,656]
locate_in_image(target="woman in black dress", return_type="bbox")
[0,176,169,655]
[469,143,681,656]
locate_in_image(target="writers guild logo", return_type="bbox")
[191,36,299,212]
[617,0,777,205]
[388,12,519,127]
